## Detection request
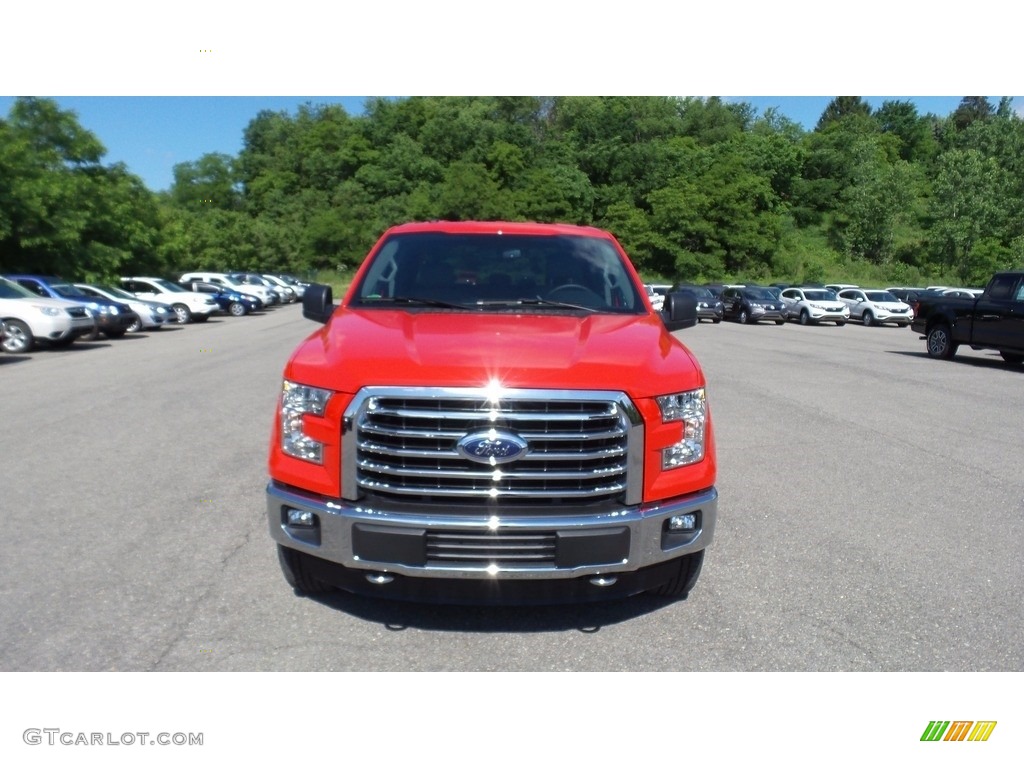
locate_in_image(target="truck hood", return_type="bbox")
[285,308,704,398]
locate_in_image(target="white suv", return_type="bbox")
[780,287,850,326]
[0,276,95,352]
[179,272,275,307]
[120,277,221,324]
[836,288,913,327]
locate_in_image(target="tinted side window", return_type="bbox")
[987,275,1018,300]
[18,280,46,297]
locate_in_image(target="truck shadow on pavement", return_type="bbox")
[303,589,685,632]
[887,349,1024,371]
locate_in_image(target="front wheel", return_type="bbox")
[2,319,34,353]
[172,303,192,324]
[799,309,811,325]
[647,551,705,599]
[229,301,248,317]
[862,310,874,327]
[738,309,749,324]
[277,545,334,595]
[926,323,958,360]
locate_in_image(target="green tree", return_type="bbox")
[815,97,872,131]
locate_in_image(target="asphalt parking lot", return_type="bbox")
[1,306,1021,671]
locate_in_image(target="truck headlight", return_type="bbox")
[656,388,707,469]
[281,381,332,463]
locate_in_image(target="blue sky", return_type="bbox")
[3,5,1018,193]
[1,95,1013,193]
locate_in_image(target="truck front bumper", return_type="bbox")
[267,480,717,583]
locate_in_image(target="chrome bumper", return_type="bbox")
[267,481,717,581]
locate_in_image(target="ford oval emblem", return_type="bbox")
[457,430,529,465]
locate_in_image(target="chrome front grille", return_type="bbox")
[427,530,556,564]
[343,387,643,505]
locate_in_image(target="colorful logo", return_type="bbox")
[921,721,997,742]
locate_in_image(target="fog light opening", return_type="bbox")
[286,508,318,528]
[668,513,696,532]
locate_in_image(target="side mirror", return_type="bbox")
[661,290,698,332]
[302,284,335,324]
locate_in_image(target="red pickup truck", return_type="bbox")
[266,221,718,603]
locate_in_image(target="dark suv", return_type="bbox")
[674,284,723,323]
[6,274,137,339]
[721,286,786,325]
[179,279,261,316]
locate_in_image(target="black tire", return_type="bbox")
[229,301,248,317]
[926,323,958,360]
[738,309,750,324]
[2,319,34,353]
[277,545,334,595]
[1000,351,1024,365]
[862,310,874,327]
[126,316,143,333]
[712,318,721,324]
[799,309,811,326]
[172,303,192,324]
[647,550,705,599]
[775,319,785,325]
[836,320,846,326]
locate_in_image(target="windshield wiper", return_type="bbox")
[367,295,471,310]
[514,297,600,312]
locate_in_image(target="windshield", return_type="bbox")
[803,290,836,301]
[0,277,36,299]
[745,288,777,301]
[865,291,898,302]
[51,282,88,299]
[150,279,187,293]
[99,285,139,301]
[677,286,712,299]
[351,232,644,312]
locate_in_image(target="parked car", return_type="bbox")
[261,274,301,302]
[939,288,985,299]
[780,287,849,326]
[836,288,913,327]
[179,271,276,307]
[0,276,95,352]
[644,284,665,312]
[74,283,175,331]
[231,272,289,304]
[120,277,221,324]
[722,286,787,324]
[273,274,309,298]
[674,284,723,323]
[6,274,137,339]
[886,287,945,307]
[180,279,260,316]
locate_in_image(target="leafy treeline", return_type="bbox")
[3,95,1023,287]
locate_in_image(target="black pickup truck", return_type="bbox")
[911,271,1024,364]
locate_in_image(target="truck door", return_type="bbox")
[973,274,1022,350]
